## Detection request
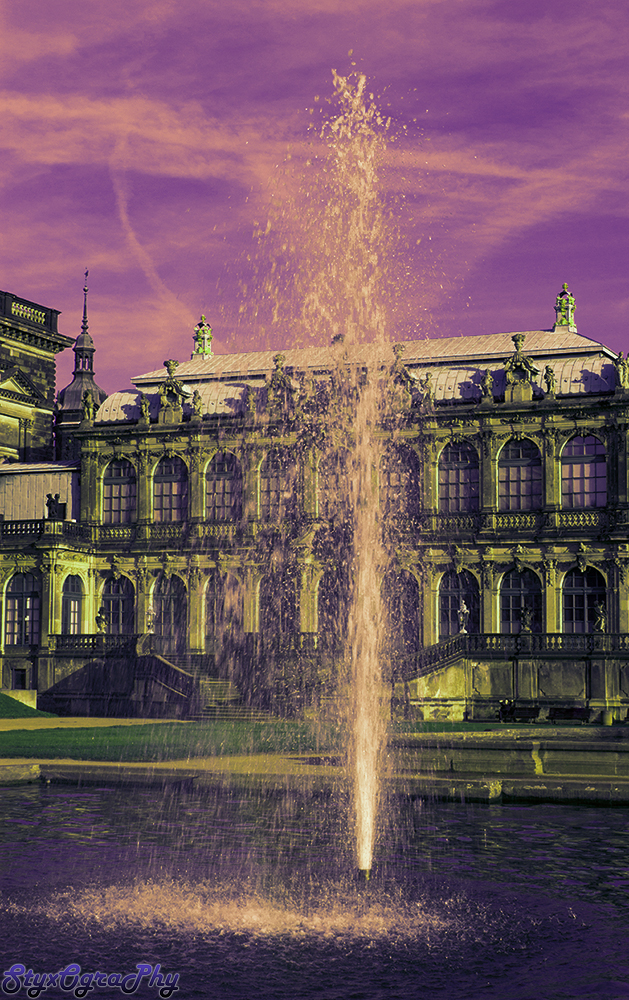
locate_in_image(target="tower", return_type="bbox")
[56,272,108,459]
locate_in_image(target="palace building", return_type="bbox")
[1,280,628,722]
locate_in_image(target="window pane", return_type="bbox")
[562,436,607,509]
[206,451,242,521]
[103,459,136,524]
[439,442,480,513]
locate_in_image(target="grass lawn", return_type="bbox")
[0,717,527,763]
[0,719,345,762]
[0,691,55,719]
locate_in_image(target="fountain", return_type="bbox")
[2,75,629,1000]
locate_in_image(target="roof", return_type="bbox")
[131,329,613,387]
[96,381,252,423]
[0,461,78,475]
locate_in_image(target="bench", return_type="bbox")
[547,706,592,725]
[499,701,541,723]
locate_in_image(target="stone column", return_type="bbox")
[543,431,560,511]
[136,452,151,524]
[480,558,498,633]
[243,564,261,633]
[187,566,205,653]
[545,560,560,633]
[302,449,318,519]
[479,429,499,526]
[243,451,260,522]
[188,450,204,521]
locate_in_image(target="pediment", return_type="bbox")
[0,366,45,401]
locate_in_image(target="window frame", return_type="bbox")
[561,435,607,509]
[498,438,543,512]
[438,441,480,514]
[102,459,137,525]
[153,455,189,523]
[205,450,242,522]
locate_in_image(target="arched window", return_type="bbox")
[498,439,542,511]
[206,571,243,646]
[500,569,542,634]
[561,435,607,509]
[153,456,188,522]
[153,575,187,654]
[259,450,293,521]
[260,570,297,636]
[563,567,606,633]
[61,575,83,635]
[317,450,349,521]
[439,442,479,513]
[439,569,480,638]
[206,451,242,521]
[102,577,135,635]
[381,570,420,677]
[103,459,136,524]
[317,567,349,647]
[381,447,421,518]
[5,573,40,645]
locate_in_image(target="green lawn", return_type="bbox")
[0,719,346,762]
[0,691,55,719]
[0,717,531,763]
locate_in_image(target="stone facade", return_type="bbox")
[1,283,629,721]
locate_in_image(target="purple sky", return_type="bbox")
[1,0,628,395]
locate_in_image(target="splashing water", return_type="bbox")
[233,71,404,874]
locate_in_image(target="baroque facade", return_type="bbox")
[1,282,629,721]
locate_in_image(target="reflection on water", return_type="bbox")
[1,784,629,999]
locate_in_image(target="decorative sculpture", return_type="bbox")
[457,600,470,634]
[480,369,494,398]
[543,366,557,395]
[614,352,629,390]
[81,390,95,422]
[593,602,607,633]
[554,282,576,329]
[505,335,539,385]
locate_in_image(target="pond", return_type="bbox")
[1,782,629,1000]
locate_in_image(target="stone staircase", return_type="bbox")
[193,677,274,722]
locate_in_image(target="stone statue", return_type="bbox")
[614,352,629,390]
[593,602,607,633]
[159,384,169,410]
[139,393,150,420]
[520,604,534,633]
[457,600,470,634]
[45,493,64,520]
[95,608,107,634]
[419,372,435,406]
[505,335,539,385]
[192,389,203,418]
[81,390,95,422]
[480,369,494,398]
[544,366,557,395]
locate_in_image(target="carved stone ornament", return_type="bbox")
[504,335,540,386]
[480,557,494,588]
[513,544,526,574]
[543,557,557,585]
[553,282,576,330]
[614,556,629,584]
[576,543,588,574]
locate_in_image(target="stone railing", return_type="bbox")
[409,632,629,678]
[49,633,140,655]
[0,520,92,541]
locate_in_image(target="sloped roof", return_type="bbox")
[95,381,252,424]
[0,461,78,475]
[131,329,613,387]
